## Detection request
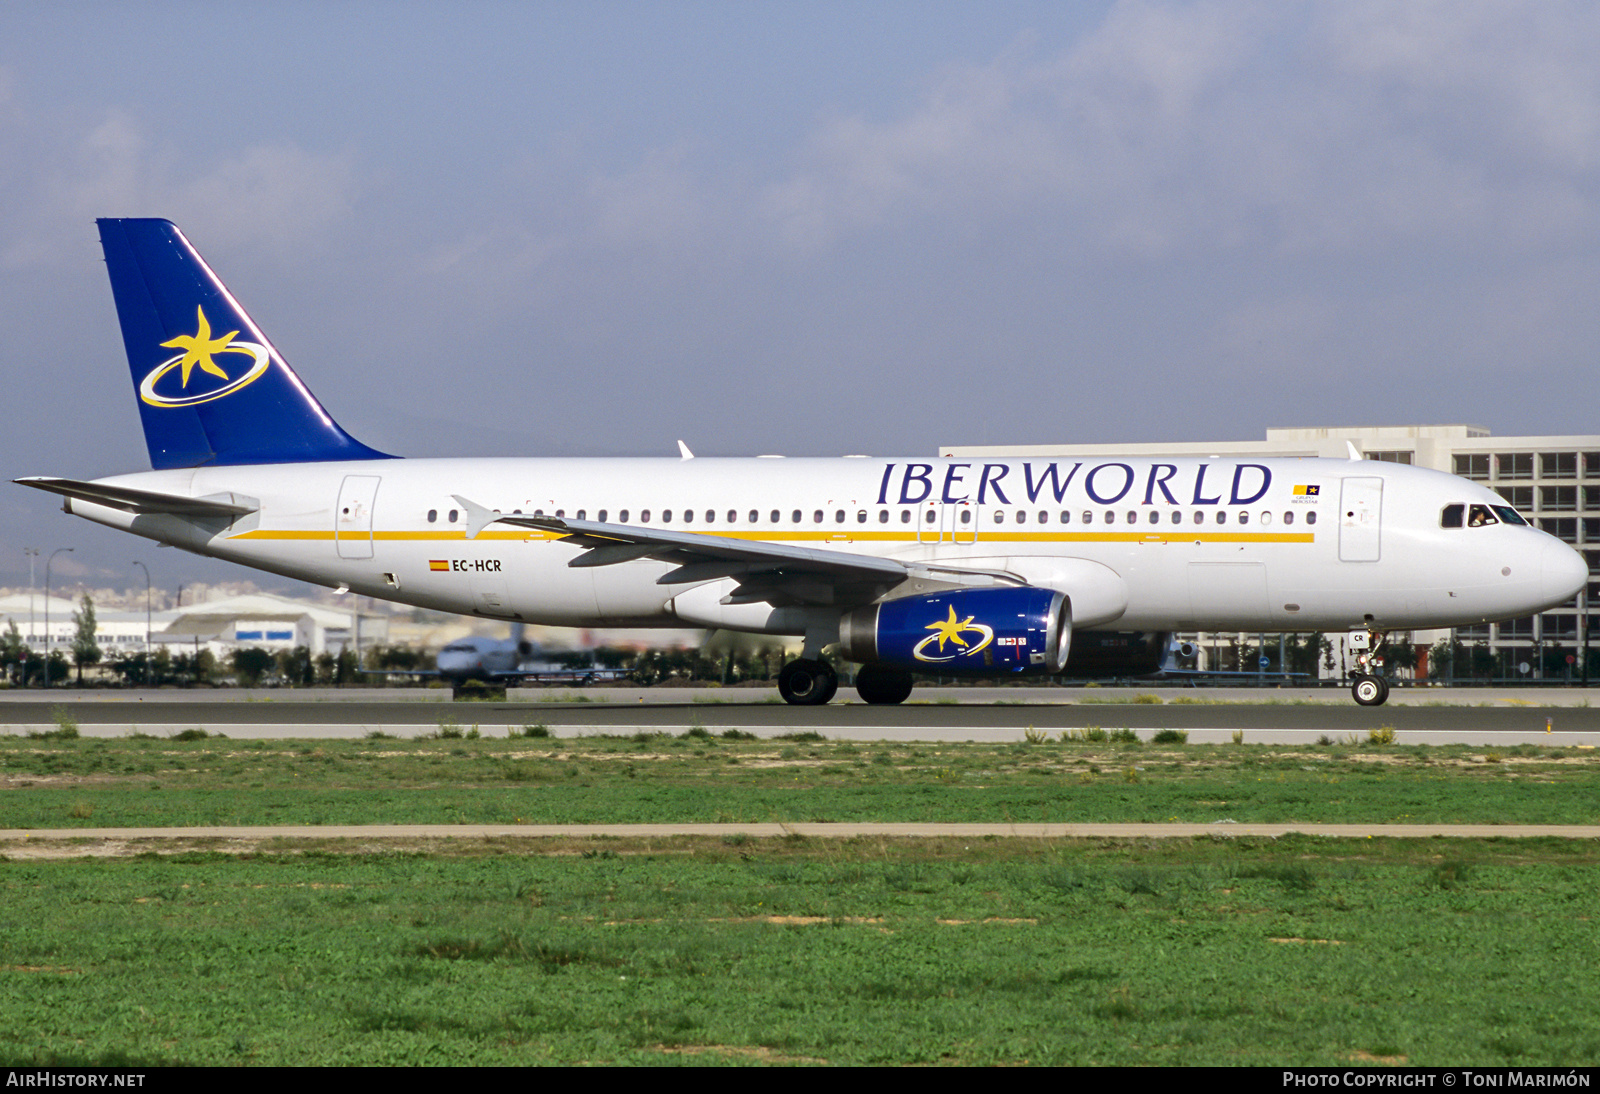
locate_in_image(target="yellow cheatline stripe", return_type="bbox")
[234,529,1315,545]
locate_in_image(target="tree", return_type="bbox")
[71,594,101,686]
[231,647,275,687]
[0,621,26,685]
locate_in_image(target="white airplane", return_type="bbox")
[16,219,1588,707]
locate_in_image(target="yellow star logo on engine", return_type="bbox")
[924,605,979,652]
[160,306,240,388]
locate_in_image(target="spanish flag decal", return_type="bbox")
[429,559,449,572]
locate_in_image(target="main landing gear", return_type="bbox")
[853,662,914,705]
[775,659,915,706]
[777,659,838,705]
[1348,629,1389,707]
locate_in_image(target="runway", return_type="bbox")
[2,685,1598,744]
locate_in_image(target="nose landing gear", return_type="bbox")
[1348,629,1389,706]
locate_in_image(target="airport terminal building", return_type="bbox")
[945,425,1599,683]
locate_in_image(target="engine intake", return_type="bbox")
[839,587,1070,676]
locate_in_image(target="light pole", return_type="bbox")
[43,547,73,689]
[132,561,151,687]
[23,548,37,685]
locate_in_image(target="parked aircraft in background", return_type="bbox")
[378,623,625,686]
[16,220,1588,706]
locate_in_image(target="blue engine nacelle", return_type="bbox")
[838,587,1071,676]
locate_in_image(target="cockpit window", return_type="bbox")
[1441,504,1464,528]
[1467,504,1498,527]
[1492,505,1528,526]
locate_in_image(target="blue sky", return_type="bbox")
[4,1,1600,592]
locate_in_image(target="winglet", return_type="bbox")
[677,440,694,460]
[1346,441,1362,461]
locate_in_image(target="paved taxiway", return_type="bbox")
[2,685,1598,745]
[4,823,1599,846]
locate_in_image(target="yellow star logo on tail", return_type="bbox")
[160,306,240,388]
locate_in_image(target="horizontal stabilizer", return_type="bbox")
[13,477,257,518]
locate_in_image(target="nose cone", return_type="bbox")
[1541,539,1587,607]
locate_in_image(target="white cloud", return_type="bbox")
[759,1,1600,259]
[0,106,359,270]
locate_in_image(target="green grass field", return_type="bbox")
[1,732,1598,828]
[1,733,1597,1065]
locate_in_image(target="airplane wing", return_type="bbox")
[451,494,1007,608]
[14,477,258,518]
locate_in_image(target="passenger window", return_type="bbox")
[924,510,936,524]
[1441,504,1464,528]
[768,510,777,523]
[994,511,1005,524]
[1127,511,1137,524]
[662,510,672,523]
[427,509,437,523]
[835,510,845,523]
[857,510,867,524]
[1016,510,1026,524]
[1060,511,1071,524]
[959,509,971,525]
[1105,511,1116,525]
[878,510,889,523]
[576,510,586,520]
[1193,511,1204,524]
[901,510,911,524]
[641,510,651,523]
[1306,511,1317,526]
[618,510,628,522]
[792,510,802,523]
[555,509,565,518]
[1238,511,1249,525]
[1039,511,1050,524]
[1147,511,1158,525]
[448,509,459,523]
[814,510,824,523]
[1283,511,1293,525]
[1260,511,1272,526]
[1082,511,1093,524]
[598,509,608,522]
[1171,511,1181,524]
[1216,511,1227,524]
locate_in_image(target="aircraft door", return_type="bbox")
[335,475,381,560]
[916,502,980,545]
[1339,477,1383,562]
[947,500,978,545]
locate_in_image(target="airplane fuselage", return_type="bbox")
[64,454,1582,638]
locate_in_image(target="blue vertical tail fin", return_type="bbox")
[98,218,393,469]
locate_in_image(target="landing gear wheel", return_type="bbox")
[854,662,914,705]
[1352,674,1389,707]
[778,659,838,706]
